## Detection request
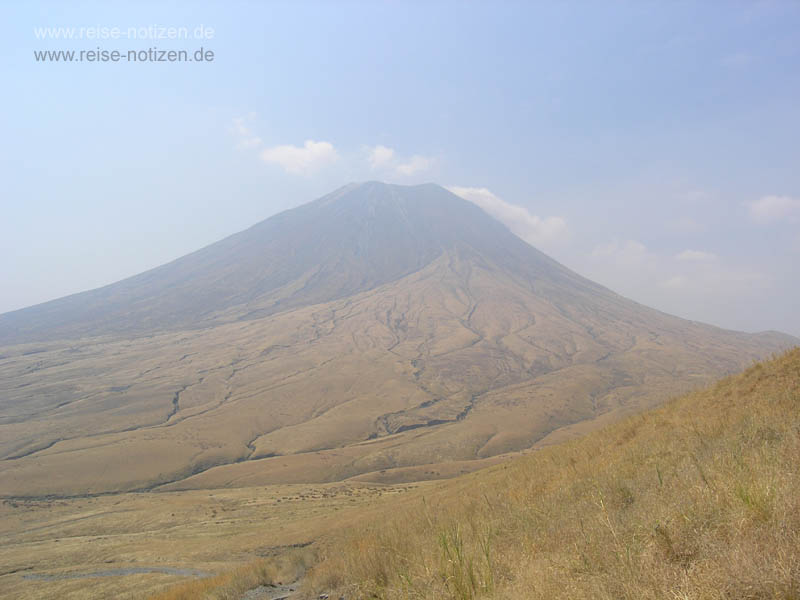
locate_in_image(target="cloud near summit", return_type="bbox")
[367,145,395,169]
[260,140,338,174]
[448,186,568,248]
[366,145,434,176]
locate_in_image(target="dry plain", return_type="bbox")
[0,481,423,599]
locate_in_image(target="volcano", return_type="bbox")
[0,182,794,497]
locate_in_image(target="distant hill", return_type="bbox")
[0,182,796,497]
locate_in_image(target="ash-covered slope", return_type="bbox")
[1,182,608,343]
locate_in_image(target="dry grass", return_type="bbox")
[149,550,312,600]
[0,482,417,600]
[307,349,800,599]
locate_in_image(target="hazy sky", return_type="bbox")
[2,1,799,336]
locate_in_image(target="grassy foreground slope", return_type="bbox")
[305,348,800,599]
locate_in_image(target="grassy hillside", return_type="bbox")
[303,348,800,599]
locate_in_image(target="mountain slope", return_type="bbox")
[304,349,800,599]
[0,182,602,343]
[0,182,795,497]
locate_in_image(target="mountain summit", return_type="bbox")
[0,182,795,496]
[1,182,602,342]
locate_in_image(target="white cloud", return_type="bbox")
[396,155,433,176]
[676,249,717,262]
[747,195,800,224]
[367,145,395,169]
[362,145,434,176]
[448,186,568,248]
[660,275,687,289]
[231,116,262,149]
[585,239,767,309]
[578,237,774,332]
[260,140,338,174]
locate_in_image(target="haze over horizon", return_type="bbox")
[2,1,799,336]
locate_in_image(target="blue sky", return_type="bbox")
[2,1,799,335]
